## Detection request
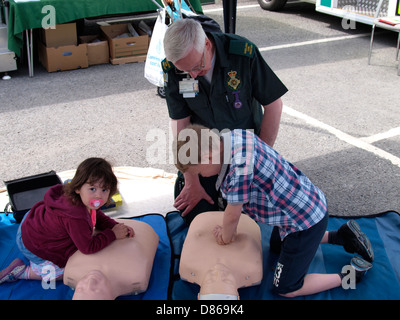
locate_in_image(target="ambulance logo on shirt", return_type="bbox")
[226,70,241,90]
[226,71,243,109]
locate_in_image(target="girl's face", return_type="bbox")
[75,181,110,212]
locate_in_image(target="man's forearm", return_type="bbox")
[259,98,283,147]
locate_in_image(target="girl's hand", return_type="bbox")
[112,223,135,239]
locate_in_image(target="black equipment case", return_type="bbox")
[4,170,62,223]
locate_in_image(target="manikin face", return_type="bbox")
[174,38,213,79]
[72,270,114,300]
[75,181,110,212]
[199,263,238,296]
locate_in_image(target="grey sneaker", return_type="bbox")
[0,258,26,284]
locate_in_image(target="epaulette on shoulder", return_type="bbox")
[229,40,255,58]
[161,58,174,73]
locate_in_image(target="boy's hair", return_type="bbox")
[64,157,118,206]
[173,124,221,173]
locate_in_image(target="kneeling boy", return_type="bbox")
[173,124,373,297]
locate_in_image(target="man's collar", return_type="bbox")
[207,33,229,68]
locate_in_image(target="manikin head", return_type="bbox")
[198,263,239,300]
[72,270,115,300]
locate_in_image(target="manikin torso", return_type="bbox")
[64,219,159,300]
[179,211,263,299]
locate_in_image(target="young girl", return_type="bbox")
[0,157,134,284]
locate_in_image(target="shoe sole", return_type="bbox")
[347,220,374,262]
[351,256,373,272]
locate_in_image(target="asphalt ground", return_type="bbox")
[0,0,399,216]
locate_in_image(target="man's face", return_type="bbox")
[174,38,212,79]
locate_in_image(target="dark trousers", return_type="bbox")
[270,213,329,294]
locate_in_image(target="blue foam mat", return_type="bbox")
[167,211,400,300]
[0,213,171,300]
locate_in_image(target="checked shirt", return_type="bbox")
[218,129,328,239]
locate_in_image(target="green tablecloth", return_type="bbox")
[8,0,203,56]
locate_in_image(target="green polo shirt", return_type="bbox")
[163,32,288,134]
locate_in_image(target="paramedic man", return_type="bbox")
[162,19,288,224]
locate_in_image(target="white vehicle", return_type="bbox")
[258,0,400,26]
[316,0,400,25]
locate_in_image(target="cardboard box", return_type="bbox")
[38,41,88,72]
[40,23,77,47]
[79,35,109,65]
[110,55,147,65]
[100,23,149,60]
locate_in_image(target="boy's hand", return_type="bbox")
[112,223,135,239]
[213,225,235,245]
[213,225,225,245]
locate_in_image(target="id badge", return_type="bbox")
[179,78,199,98]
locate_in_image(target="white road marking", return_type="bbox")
[203,4,260,13]
[204,4,370,52]
[283,105,400,168]
[259,33,370,52]
[361,127,400,143]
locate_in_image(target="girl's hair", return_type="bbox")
[64,158,118,206]
[163,19,206,64]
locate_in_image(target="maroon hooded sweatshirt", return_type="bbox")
[20,184,117,268]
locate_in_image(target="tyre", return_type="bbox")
[257,0,288,11]
[157,86,166,98]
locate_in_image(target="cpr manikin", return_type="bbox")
[179,211,263,300]
[64,219,159,300]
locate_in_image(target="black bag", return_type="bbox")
[183,13,223,33]
[4,170,62,223]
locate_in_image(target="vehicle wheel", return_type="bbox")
[157,86,166,98]
[257,0,288,11]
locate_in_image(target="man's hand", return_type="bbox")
[174,172,214,217]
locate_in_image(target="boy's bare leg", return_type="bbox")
[280,273,341,298]
[321,231,329,243]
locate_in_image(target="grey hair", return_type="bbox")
[164,19,206,64]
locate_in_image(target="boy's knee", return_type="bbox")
[272,280,303,298]
[279,290,300,298]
